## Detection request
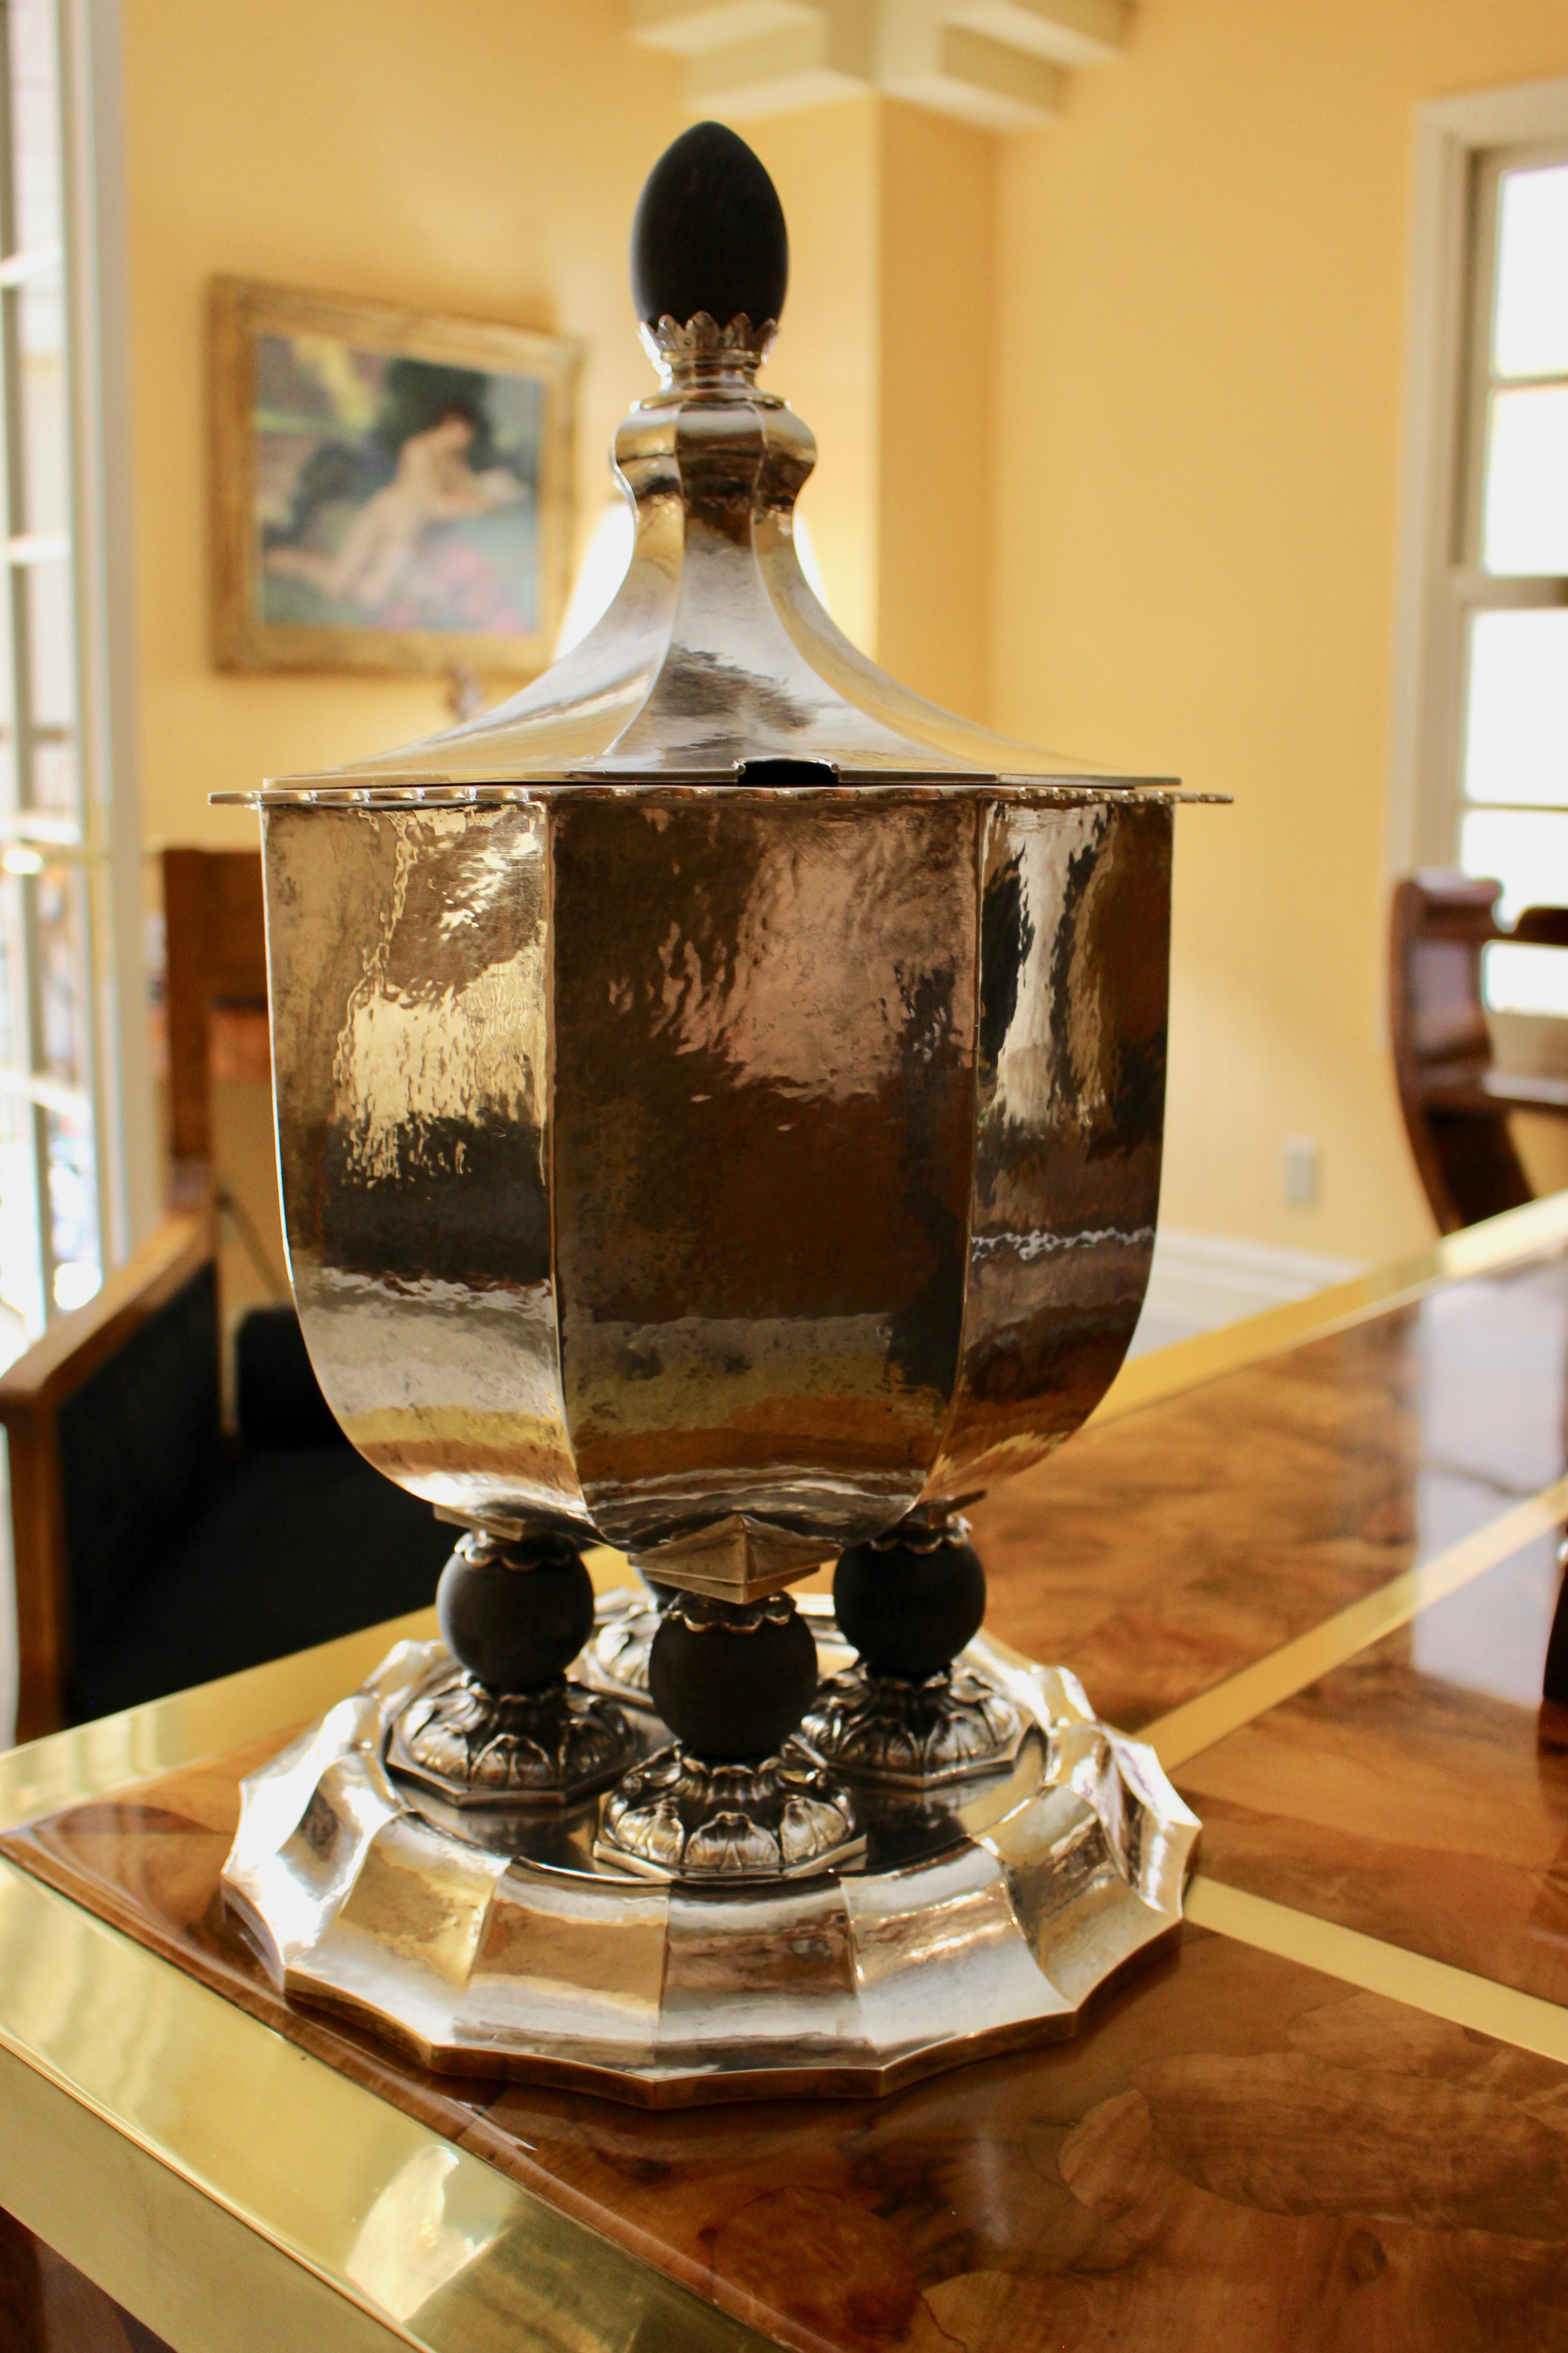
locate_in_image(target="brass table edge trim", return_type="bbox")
[1187,1875,1568,2067]
[1092,1191,1568,1428]
[0,1865,430,2350]
[0,2034,421,2353]
[1144,1474,1568,1770]
[0,1859,778,2353]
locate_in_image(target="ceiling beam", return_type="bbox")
[624,0,1127,127]
[942,0,1127,68]
[625,0,827,56]
[880,7,1064,130]
[680,3,876,118]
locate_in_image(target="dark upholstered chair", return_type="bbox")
[0,1215,451,1738]
[1390,873,1568,1233]
[160,845,272,1200]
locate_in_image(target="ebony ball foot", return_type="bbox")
[595,1589,864,1881]
[393,1530,636,1809]
[437,1529,596,1694]
[800,1516,1025,1790]
[832,1522,987,1681]
[578,1572,677,1714]
[647,1589,818,1762]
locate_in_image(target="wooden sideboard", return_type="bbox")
[3,1193,1568,2352]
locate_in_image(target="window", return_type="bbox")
[1456,149,1568,1015]
[1391,80,1568,1014]
[0,0,150,1363]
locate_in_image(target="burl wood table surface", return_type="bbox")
[5,1195,1568,2353]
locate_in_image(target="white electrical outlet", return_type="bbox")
[1283,1136,1321,1208]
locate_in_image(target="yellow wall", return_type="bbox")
[991,0,1568,1262]
[876,105,995,719]
[123,13,993,852]
[124,0,692,848]
[746,101,883,659]
[125,0,1568,1263]
[750,101,997,709]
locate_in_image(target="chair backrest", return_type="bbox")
[1390,872,1568,1234]
[1389,871,1500,1084]
[0,1215,215,1739]
[56,1262,223,1713]
[161,847,268,1189]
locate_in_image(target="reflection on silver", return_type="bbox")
[799,1665,1025,1788]
[595,1743,864,1882]
[222,1614,1200,2103]
[253,788,1175,1601]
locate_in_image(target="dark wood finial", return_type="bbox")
[630,120,788,331]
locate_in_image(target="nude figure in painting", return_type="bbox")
[265,406,525,614]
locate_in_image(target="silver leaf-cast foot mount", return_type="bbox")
[221,1611,1201,2106]
[389,1669,636,1809]
[799,1663,1026,1788]
[594,1742,865,1881]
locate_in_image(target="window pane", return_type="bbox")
[36,859,90,1087]
[0,0,99,1336]
[1463,608,1568,806]
[19,272,68,536]
[0,1094,44,1330]
[1482,384,1568,574]
[6,0,61,257]
[0,869,21,1070]
[1494,163,1568,382]
[1460,805,1568,922]
[26,556,74,721]
[46,1105,97,1309]
[28,734,75,810]
[1484,941,1568,1016]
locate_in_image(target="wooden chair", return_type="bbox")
[0,853,450,1740]
[1390,872,1568,1233]
[160,846,272,1203]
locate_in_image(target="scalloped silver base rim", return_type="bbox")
[220,1611,1201,2107]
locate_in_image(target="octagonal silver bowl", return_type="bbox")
[259,781,1172,1599]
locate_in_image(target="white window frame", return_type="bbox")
[66,0,156,1270]
[0,0,154,1337]
[1388,73,1568,881]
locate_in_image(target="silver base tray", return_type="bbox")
[221,1596,1200,2107]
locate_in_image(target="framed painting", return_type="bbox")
[211,279,582,678]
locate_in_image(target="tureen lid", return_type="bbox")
[224,125,1205,809]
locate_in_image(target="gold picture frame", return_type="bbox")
[211,278,582,679]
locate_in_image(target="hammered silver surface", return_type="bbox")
[221,1607,1200,2104]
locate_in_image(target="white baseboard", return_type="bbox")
[1142,1227,1367,1337]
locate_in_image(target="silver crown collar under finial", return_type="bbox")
[638,308,779,396]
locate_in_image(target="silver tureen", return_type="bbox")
[217,122,1209,2103]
